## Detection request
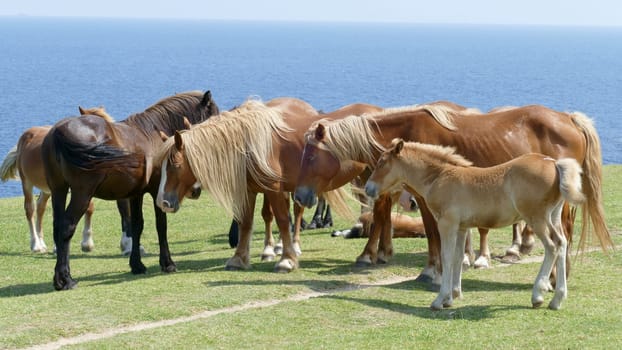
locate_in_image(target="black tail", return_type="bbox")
[53,130,141,171]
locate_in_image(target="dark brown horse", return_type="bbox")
[0,107,140,255]
[294,104,611,285]
[41,90,219,290]
[156,98,381,272]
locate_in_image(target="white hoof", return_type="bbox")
[261,246,276,262]
[293,242,302,256]
[274,258,297,273]
[473,255,490,269]
[120,236,146,256]
[225,255,251,270]
[462,254,471,271]
[274,240,283,255]
[81,238,95,252]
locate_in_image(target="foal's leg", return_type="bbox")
[261,195,277,261]
[453,228,469,300]
[431,219,459,310]
[502,222,526,262]
[356,194,391,266]
[415,198,441,284]
[531,220,558,308]
[226,192,257,270]
[80,200,95,252]
[549,205,568,310]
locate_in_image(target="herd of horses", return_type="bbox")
[0,89,614,310]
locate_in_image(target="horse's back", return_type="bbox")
[17,125,52,191]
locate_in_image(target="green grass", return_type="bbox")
[0,166,621,349]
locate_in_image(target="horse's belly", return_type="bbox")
[94,173,145,200]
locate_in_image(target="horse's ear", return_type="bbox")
[159,130,169,142]
[201,90,212,106]
[315,123,326,141]
[391,138,404,155]
[174,131,184,151]
[78,106,86,115]
[182,116,192,130]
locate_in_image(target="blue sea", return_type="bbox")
[1,17,621,198]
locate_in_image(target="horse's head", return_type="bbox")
[156,131,201,213]
[365,138,404,200]
[295,122,356,208]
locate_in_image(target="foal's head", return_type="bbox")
[364,138,405,199]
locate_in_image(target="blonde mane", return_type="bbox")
[158,99,293,220]
[366,104,460,131]
[79,106,115,123]
[401,142,473,167]
[308,115,386,164]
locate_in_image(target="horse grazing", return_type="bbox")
[294,103,611,286]
[156,98,381,272]
[0,107,138,254]
[41,90,219,290]
[365,139,610,310]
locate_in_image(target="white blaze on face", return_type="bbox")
[156,157,169,209]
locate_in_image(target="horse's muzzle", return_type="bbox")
[364,181,379,200]
[156,195,180,213]
[294,186,318,208]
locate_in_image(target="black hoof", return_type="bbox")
[161,264,177,273]
[225,265,244,271]
[131,263,147,274]
[354,260,373,268]
[54,277,78,291]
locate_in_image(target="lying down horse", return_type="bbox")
[365,139,613,310]
[0,107,141,255]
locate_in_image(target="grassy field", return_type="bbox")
[0,166,620,349]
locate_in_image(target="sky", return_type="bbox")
[1,0,621,27]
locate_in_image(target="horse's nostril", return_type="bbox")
[161,200,171,208]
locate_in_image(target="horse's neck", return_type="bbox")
[399,154,444,198]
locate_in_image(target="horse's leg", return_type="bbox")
[549,205,568,310]
[151,195,175,273]
[261,195,277,261]
[377,195,394,264]
[34,190,50,253]
[453,228,469,300]
[129,196,147,274]
[226,192,257,270]
[80,200,95,252]
[307,196,325,229]
[118,199,143,256]
[473,228,491,269]
[501,222,526,263]
[530,219,557,308]
[228,220,240,248]
[462,229,473,271]
[415,197,441,285]
[322,203,333,228]
[22,181,44,252]
[53,190,91,290]
[356,194,390,266]
[268,191,299,273]
[431,219,459,310]
[292,201,304,256]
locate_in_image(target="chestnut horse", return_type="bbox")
[156,98,381,272]
[0,107,139,255]
[366,139,611,310]
[41,90,219,290]
[294,104,609,285]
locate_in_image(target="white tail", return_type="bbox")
[556,158,586,206]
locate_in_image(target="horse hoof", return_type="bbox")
[414,274,433,284]
[261,254,276,262]
[161,265,177,273]
[81,244,94,253]
[274,259,297,273]
[355,255,373,268]
[225,256,250,271]
[54,277,78,291]
[131,264,147,275]
[499,253,520,264]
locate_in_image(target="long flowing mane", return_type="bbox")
[124,91,215,137]
[312,103,462,164]
[401,142,473,167]
[158,99,292,220]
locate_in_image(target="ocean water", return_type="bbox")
[0,17,621,198]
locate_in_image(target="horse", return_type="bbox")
[365,139,612,310]
[41,90,219,290]
[332,211,425,239]
[156,98,382,272]
[0,107,140,255]
[294,103,610,286]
